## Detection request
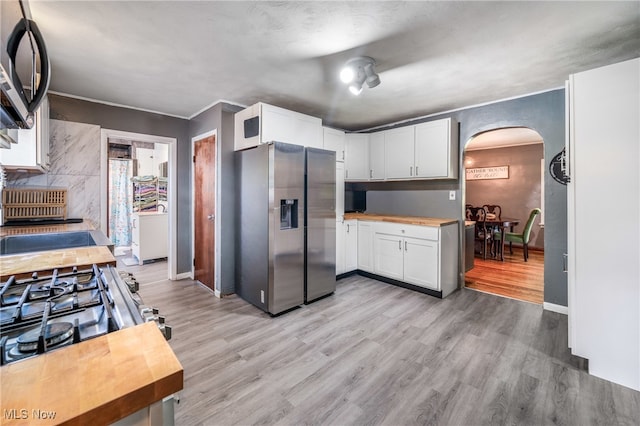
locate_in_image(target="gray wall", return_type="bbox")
[189,102,242,295]
[465,144,544,249]
[48,94,192,274]
[363,89,567,306]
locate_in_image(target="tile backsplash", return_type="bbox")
[6,119,102,228]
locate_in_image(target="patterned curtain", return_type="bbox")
[109,159,132,246]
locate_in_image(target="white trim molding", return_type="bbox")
[100,128,178,280]
[175,272,192,281]
[543,302,568,315]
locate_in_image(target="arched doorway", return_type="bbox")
[462,127,545,303]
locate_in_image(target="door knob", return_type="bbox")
[207,214,215,221]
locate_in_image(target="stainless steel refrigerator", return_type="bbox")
[304,147,336,303]
[235,142,305,315]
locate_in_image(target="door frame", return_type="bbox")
[191,129,221,297]
[100,129,178,280]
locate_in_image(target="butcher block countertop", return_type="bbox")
[1,322,184,426]
[0,221,95,237]
[344,213,458,227]
[0,246,116,280]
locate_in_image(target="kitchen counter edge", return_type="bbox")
[344,213,458,227]
[0,322,184,426]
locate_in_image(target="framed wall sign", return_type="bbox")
[466,165,509,180]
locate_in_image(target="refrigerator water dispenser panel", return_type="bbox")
[280,199,298,229]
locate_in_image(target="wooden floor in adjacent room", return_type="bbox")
[465,246,544,304]
[117,257,639,426]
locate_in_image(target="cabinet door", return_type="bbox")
[384,126,415,179]
[344,133,370,181]
[295,113,323,148]
[403,236,439,290]
[357,221,374,272]
[323,127,345,161]
[344,220,358,272]
[374,233,404,280]
[336,220,346,275]
[261,104,294,144]
[415,118,456,178]
[369,132,385,180]
[335,162,345,220]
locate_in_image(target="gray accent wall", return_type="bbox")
[364,89,567,306]
[48,94,192,274]
[189,102,243,295]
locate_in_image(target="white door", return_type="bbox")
[384,126,415,179]
[369,132,385,180]
[136,147,155,176]
[404,237,439,290]
[344,220,358,272]
[335,162,345,220]
[336,220,346,275]
[357,221,374,272]
[374,233,404,280]
[344,133,370,180]
[415,119,450,178]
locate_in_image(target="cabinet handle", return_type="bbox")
[342,150,345,161]
[347,224,350,233]
[405,241,408,251]
[415,166,419,175]
[132,219,136,228]
[562,253,568,273]
[345,169,348,179]
[370,169,373,178]
[398,240,402,250]
[410,166,413,176]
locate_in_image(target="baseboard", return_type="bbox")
[543,302,568,315]
[214,289,221,298]
[175,272,192,280]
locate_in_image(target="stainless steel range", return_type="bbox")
[0,264,170,366]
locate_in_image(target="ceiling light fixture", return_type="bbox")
[339,56,380,96]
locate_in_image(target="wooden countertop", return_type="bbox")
[0,221,95,237]
[1,322,184,426]
[344,213,458,227]
[1,246,116,280]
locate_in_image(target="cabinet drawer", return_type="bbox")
[374,222,439,241]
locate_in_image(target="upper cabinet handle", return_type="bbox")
[410,166,413,176]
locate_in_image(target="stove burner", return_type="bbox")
[16,322,74,353]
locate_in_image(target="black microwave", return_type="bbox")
[345,190,366,213]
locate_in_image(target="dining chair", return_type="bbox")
[504,208,542,261]
[482,204,502,255]
[467,206,491,259]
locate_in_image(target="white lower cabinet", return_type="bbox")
[372,221,458,295]
[336,221,345,274]
[344,220,358,272]
[336,219,358,275]
[403,236,438,289]
[357,221,374,272]
[131,212,168,265]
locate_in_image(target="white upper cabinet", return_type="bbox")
[323,127,345,162]
[384,126,416,179]
[369,131,385,180]
[414,118,458,179]
[344,133,369,181]
[0,96,50,172]
[234,102,322,151]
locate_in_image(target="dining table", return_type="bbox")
[483,217,520,261]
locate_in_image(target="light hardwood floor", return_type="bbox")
[118,259,639,426]
[465,248,544,304]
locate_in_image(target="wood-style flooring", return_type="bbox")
[465,247,544,304]
[118,258,639,426]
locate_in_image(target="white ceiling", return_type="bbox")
[28,1,640,131]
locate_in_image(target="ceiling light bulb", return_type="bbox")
[349,84,363,95]
[340,67,354,84]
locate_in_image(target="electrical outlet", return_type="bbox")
[261,290,265,304]
[449,191,456,200]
